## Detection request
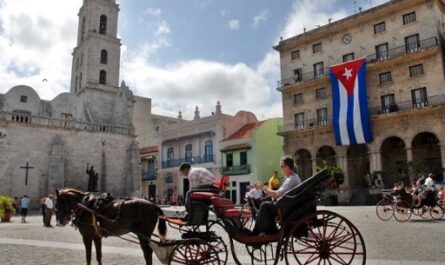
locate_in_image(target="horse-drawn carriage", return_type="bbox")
[376,188,444,222]
[56,169,366,265]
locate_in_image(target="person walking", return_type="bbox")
[44,194,54,227]
[40,197,47,226]
[20,195,31,223]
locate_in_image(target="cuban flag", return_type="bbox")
[329,58,373,146]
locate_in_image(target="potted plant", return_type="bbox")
[317,161,345,205]
[0,195,16,222]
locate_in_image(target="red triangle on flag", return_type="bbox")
[330,58,365,96]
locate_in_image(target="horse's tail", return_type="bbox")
[155,205,167,240]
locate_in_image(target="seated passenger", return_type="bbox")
[438,187,445,203]
[246,181,264,214]
[252,156,301,235]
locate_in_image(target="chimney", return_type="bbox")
[194,106,200,120]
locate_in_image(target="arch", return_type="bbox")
[100,49,108,64]
[185,144,192,162]
[411,132,443,181]
[99,15,107,34]
[295,149,312,179]
[204,140,213,162]
[316,145,336,166]
[381,136,407,185]
[99,70,107,85]
[347,144,369,188]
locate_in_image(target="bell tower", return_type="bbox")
[70,0,121,93]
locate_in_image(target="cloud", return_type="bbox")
[0,0,81,100]
[252,10,269,27]
[143,8,162,17]
[228,19,240,30]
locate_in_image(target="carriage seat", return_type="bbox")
[211,196,252,219]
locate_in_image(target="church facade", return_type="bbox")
[0,0,145,203]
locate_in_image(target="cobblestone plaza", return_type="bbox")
[1,206,444,265]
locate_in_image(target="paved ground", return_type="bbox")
[1,206,444,264]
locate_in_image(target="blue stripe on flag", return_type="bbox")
[357,62,373,142]
[346,94,357,145]
[330,70,342,145]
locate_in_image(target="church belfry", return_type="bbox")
[70,0,121,93]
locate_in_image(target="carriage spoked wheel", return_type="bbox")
[393,201,412,222]
[168,240,221,265]
[430,205,444,220]
[207,222,229,265]
[419,206,431,220]
[376,200,394,221]
[285,210,366,265]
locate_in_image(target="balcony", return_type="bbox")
[162,155,215,169]
[279,94,445,134]
[277,37,439,90]
[141,170,156,181]
[223,164,251,175]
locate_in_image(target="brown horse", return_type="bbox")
[55,188,166,265]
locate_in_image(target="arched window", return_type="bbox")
[204,140,213,162]
[99,70,107,85]
[185,144,193,162]
[100,49,108,64]
[99,15,107,34]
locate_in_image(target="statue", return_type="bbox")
[86,164,98,192]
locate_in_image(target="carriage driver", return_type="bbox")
[179,162,219,214]
[252,156,302,235]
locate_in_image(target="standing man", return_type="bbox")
[268,171,281,191]
[20,195,30,223]
[45,194,54,227]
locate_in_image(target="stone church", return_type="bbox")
[0,0,149,203]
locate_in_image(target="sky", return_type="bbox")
[0,0,389,120]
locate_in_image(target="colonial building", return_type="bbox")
[156,103,259,201]
[0,0,152,203]
[276,0,445,203]
[220,118,283,204]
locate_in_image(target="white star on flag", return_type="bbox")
[343,68,353,80]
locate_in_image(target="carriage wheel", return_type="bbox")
[393,201,412,222]
[430,205,444,220]
[285,210,366,265]
[168,241,220,265]
[376,200,394,221]
[208,222,229,265]
[419,206,431,219]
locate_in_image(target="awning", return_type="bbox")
[220,143,252,152]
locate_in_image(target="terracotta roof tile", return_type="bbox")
[224,121,265,141]
[140,145,158,154]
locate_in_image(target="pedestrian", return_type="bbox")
[14,196,20,215]
[20,195,31,223]
[45,194,54,227]
[40,197,47,226]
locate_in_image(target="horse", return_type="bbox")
[55,188,167,265]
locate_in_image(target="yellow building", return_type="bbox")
[276,0,445,203]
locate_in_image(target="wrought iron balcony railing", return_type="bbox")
[141,170,156,181]
[223,164,251,175]
[162,155,215,169]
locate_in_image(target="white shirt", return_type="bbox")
[276,173,302,199]
[247,188,263,199]
[188,167,217,189]
[45,198,54,209]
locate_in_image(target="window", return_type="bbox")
[381,94,396,113]
[317,108,328,125]
[313,43,322,53]
[294,113,305,129]
[165,174,173,184]
[294,93,303,105]
[167,147,174,166]
[293,68,302,82]
[185,144,192,162]
[81,17,85,41]
[313,62,324,78]
[80,53,84,66]
[379,72,392,85]
[240,151,247,165]
[375,43,388,61]
[410,64,424,77]
[411,87,428,108]
[291,50,300,60]
[342,53,355,62]
[99,15,107,34]
[100,49,108,64]
[20,95,27,103]
[374,22,386,34]
[316,87,326,99]
[76,57,79,70]
[226,153,233,167]
[79,73,83,90]
[405,34,420,53]
[99,70,107,85]
[403,12,416,25]
[75,77,78,92]
[204,140,213,162]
